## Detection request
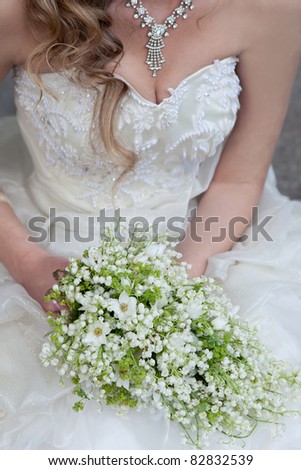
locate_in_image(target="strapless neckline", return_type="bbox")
[16,55,239,108]
[114,56,239,107]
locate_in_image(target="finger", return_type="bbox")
[51,300,62,312]
[43,299,62,314]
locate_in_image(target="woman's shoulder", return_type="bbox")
[257,0,301,47]
[0,0,35,78]
[231,0,301,14]
[226,0,301,54]
[235,0,301,25]
[224,0,301,29]
[0,0,28,33]
[265,0,301,14]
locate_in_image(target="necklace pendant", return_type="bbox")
[146,36,166,77]
[128,0,194,77]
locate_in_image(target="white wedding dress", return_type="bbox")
[0,56,301,450]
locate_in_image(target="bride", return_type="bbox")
[0,0,301,450]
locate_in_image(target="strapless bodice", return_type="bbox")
[13,56,241,220]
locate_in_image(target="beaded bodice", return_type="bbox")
[13,56,241,218]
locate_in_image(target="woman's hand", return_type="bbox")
[176,239,208,279]
[17,250,69,312]
[0,203,69,312]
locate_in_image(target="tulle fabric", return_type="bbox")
[1,112,301,448]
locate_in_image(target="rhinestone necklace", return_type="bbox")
[126,0,195,77]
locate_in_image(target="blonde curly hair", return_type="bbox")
[26,0,136,178]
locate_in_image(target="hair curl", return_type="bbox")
[25,0,136,183]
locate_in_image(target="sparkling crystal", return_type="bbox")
[144,15,153,26]
[128,0,194,77]
[151,24,167,39]
[176,6,186,15]
[137,6,146,15]
[167,15,176,25]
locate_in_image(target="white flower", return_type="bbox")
[155,295,168,309]
[109,291,137,320]
[121,277,131,288]
[188,301,205,320]
[82,321,111,347]
[145,243,166,258]
[168,332,194,350]
[212,317,228,330]
[133,253,148,263]
[115,369,130,390]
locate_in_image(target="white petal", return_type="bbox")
[109,299,121,313]
[212,317,228,330]
[128,297,137,312]
[119,291,129,304]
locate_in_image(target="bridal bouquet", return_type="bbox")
[40,228,301,448]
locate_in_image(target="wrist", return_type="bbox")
[7,242,49,285]
[0,203,50,284]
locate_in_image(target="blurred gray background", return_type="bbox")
[1,67,301,199]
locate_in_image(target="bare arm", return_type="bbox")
[178,0,301,276]
[0,199,68,309]
[0,0,68,309]
[0,200,44,281]
[0,0,27,79]
[0,0,37,277]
